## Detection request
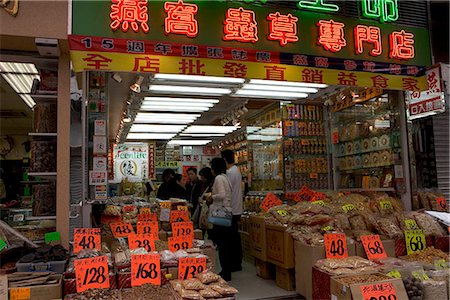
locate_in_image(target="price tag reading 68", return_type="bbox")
[131,254,160,287]
[324,233,348,259]
[404,230,426,255]
[178,257,207,280]
[74,256,110,293]
[73,228,101,254]
[360,235,387,260]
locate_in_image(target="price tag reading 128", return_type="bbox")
[324,233,348,259]
[359,282,398,300]
[360,235,387,260]
[168,236,193,252]
[73,228,101,254]
[131,254,161,287]
[110,222,135,238]
[74,256,110,293]
[178,257,207,280]
[172,221,194,238]
[128,234,155,252]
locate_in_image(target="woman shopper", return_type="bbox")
[205,158,233,281]
[195,167,214,236]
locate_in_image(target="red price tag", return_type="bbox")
[137,221,159,239]
[123,205,136,213]
[324,233,348,259]
[168,236,193,252]
[178,257,207,280]
[73,228,101,254]
[128,234,155,252]
[436,197,448,211]
[131,254,161,287]
[137,212,157,222]
[74,256,110,293]
[170,210,190,222]
[260,193,283,212]
[360,235,387,260]
[110,222,135,238]
[311,191,327,202]
[359,282,398,300]
[332,131,339,144]
[294,185,315,202]
[172,221,194,238]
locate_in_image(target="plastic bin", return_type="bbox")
[16,259,67,273]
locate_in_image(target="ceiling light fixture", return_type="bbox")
[168,140,212,146]
[249,79,328,89]
[154,74,245,84]
[130,75,144,93]
[127,133,177,140]
[140,106,211,112]
[233,89,308,99]
[242,84,318,93]
[183,125,240,134]
[143,97,220,104]
[149,85,231,95]
[129,124,186,133]
[142,101,215,108]
[180,133,226,137]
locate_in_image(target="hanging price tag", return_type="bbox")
[168,236,193,252]
[387,269,402,278]
[342,204,356,213]
[260,193,283,211]
[74,256,110,293]
[137,221,159,239]
[434,259,449,270]
[131,254,161,287]
[171,221,194,239]
[137,212,157,222]
[436,197,448,211]
[110,222,135,238]
[170,210,190,222]
[404,230,426,255]
[324,233,348,259]
[9,288,30,300]
[360,235,387,260]
[404,219,419,230]
[178,257,207,280]
[177,205,188,211]
[412,269,430,281]
[293,186,315,202]
[359,282,398,300]
[160,202,172,209]
[379,200,393,210]
[73,228,101,254]
[128,234,155,252]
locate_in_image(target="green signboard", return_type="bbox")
[72,0,431,66]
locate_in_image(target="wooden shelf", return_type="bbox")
[28,172,57,177]
[31,94,58,102]
[28,133,57,137]
[20,180,50,184]
[26,215,57,221]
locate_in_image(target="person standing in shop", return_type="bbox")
[167,174,188,200]
[221,149,243,272]
[196,167,214,236]
[157,168,175,200]
[205,158,233,281]
[186,167,202,214]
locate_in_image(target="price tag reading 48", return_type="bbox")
[110,222,135,238]
[73,228,101,254]
[360,235,387,260]
[74,256,110,293]
[131,254,160,287]
[404,230,426,255]
[172,221,194,239]
[359,282,398,300]
[178,257,207,280]
[324,233,348,259]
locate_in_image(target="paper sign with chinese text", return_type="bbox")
[404,229,426,255]
[171,221,194,239]
[131,254,161,287]
[170,210,190,222]
[137,212,157,222]
[260,193,283,211]
[359,282,398,300]
[137,221,159,239]
[168,236,193,252]
[178,257,207,280]
[74,256,110,292]
[110,222,135,238]
[361,235,387,260]
[74,228,101,254]
[128,234,155,252]
[324,233,348,259]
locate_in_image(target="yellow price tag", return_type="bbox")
[321,225,333,231]
[312,200,326,206]
[379,200,393,210]
[342,204,355,213]
[387,269,402,278]
[160,202,172,209]
[411,269,430,281]
[10,288,30,300]
[434,259,449,270]
[277,210,288,217]
[404,230,426,255]
[177,206,188,211]
[405,219,419,230]
[140,207,152,214]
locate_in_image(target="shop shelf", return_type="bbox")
[26,215,57,221]
[31,94,58,102]
[28,132,58,137]
[20,180,50,184]
[28,172,57,177]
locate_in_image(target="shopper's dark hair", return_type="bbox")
[199,167,214,184]
[162,168,176,182]
[221,149,235,164]
[174,174,183,182]
[211,157,227,175]
[187,167,197,174]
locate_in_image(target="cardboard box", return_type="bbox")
[275,266,295,291]
[356,239,396,259]
[9,274,62,300]
[331,274,408,300]
[249,215,266,261]
[255,258,275,279]
[295,240,356,300]
[266,224,294,269]
[240,231,253,263]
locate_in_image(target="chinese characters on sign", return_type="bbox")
[110,0,149,33]
[223,7,258,43]
[164,0,198,37]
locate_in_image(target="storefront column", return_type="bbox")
[399,91,413,210]
[56,51,71,247]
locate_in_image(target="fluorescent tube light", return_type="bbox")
[140,106,211,112]
[183,125,239,134]
[143,97,219,104]
[180,133,227,137]
[142,101,215,108]
[2,73,39,93]
[168,140,212,145]
[233,89,308,99]
[19,94,36,108]
[127,133,176,140]
[149,85,231,95]
[134,113,200,124]
[242,84,318,93]
[0,62,39,74]
[129,124,186,133]
[249,79,328,89]
[154,74,245,84]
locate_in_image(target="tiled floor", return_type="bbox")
[228,261,300,300]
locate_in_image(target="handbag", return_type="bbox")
[207,175,233,227]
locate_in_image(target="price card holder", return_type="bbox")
[260,193,283,211]
[137,221,159,239]
[379,200,393,210]
[436,197,448,211]
[358,282,398,300]
[360,235,387,260]
[73,228,101,254]
[178,257,207,280]
[342,204,355,213]
[128,234,155,252]
[404,230,426,255]
[168,236,193,252]
[137,212,157,222]
[324,233,348,259]
[131,254,161,287]
[386,269,402,278]
[74,256,110,293]
[434,259,449,270]
[9,288,30,300]
[170,210,189,223]
[404,219,419,230]
[172,221,194,239]
[110,222,135,238]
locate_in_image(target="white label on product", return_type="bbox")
[94,120,106,136]
[374,120,390,129]
[93,136,107,154]
[89,171,107,186]
[93,156,107,171]
[394,165,404,178]
[13,214,24,222]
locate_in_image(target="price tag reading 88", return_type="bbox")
[73,228,101,254]
[74,256,110,293]
[404,219,419,230]
[137,221,159,239]
[360,235,387,260]
[324,233,348,259]
[404,230,426,255]
[131,254,161,287]
[178,257,207,280]
[359,282,398,300]
[168,236,193,252]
